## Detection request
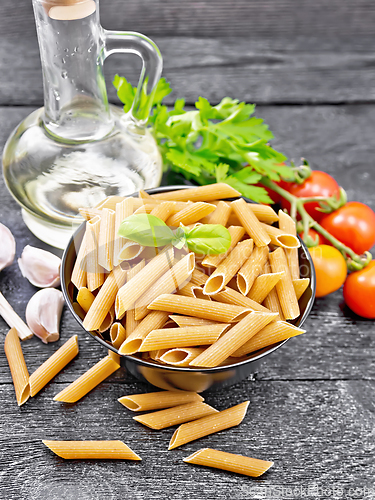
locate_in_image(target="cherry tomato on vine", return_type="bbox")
[320,202,375,255]
[309,245,347,297]
[281,171,340,221]
[343,260,375,318]
[299,228,327,247]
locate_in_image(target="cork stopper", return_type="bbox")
[43,0,96,20]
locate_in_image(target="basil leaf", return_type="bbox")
[171,226,187,249]
[118,214,174,247]
[185,224,231,255]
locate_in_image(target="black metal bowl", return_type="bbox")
[61,186,316,392]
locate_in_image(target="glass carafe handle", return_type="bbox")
[102,30,162,127]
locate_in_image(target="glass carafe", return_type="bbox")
[2,0,163,248]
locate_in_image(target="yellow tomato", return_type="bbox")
[309,245,347,297]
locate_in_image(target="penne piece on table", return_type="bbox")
[169,401,250,449]
[42,440,141,460]
[118,390,204,411]
[54,354,120,403]
[29,335,79,397]
[4,328,30,405]
[183,448,274,477]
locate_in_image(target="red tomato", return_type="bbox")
[320,202,375,255]
[343,260,375,318]
[281,171,340,221]
[299,228,327,246]
[309,245,347,297]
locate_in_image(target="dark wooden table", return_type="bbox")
[1,1,374,499]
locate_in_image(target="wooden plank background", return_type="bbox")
[0,1,374,499]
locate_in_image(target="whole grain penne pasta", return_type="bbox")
[95,195,125,210]
[177,282,197,298]
[293,278,310,300]
[29,335,79,397]
[86,216,104,291]
[159,347,207,367]
[110,323,127,349]
[183,448,274,477]
[169,401,249,450]
[118,311,169,355]
[125,260,145,336]
[42,440,141,460]
[260,222,300,249]
[151,183,240,202]
[202,226,246,269]
[113,197,134,266]
[269,247,300,320]
[190,268,209,286]
[134,252,194,320]
[0,292,33,341]
[278,209,300,279]
[138,324,230,352]
[203,239,254,295]
[190,311,277,368]
[71,229,88,289]
[199,200,231,225]
[247,272,284,303]
[79,207,103,221]
[232,320,305,357]
[115,246,174,319]
[149,201,177,221]
[53,354,120,403]
[169,315,219,328]
[227,205,279,226]
[97,208,115,271]
[132,198,190,213]
[262,261,285,320]
[231,198,270,247]
[138,189,153,199]
[117,241,144,262]
[237,245,269,296]
[166,202,216,227]
[4,328,30,405]
[82,263,128,331]
[134,401,218,430]
[213,286,275,315]
[148,294,251,323]
[118,390,204,411]
[77,287,114,334]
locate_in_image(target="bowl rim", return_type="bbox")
[61,185,316,373]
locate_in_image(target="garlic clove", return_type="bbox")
[25,288,65,343]
[18,245,61,288]
[0,222,16,272]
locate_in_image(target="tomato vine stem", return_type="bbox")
[260,177,372,271]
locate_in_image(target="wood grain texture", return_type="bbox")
[3,0,375,105]
[1,22,375,491]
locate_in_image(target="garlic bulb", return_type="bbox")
[25,288,65,343]
[0,222,16,272]
[18,245,61,288]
